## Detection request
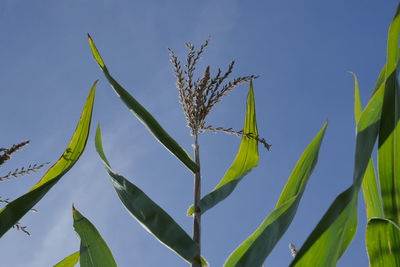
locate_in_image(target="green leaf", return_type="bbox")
[378,4,400,224]
[289,7,399,263]
[0,82,97,237]
[188,81,259,216]
[95,125,202,265]
[366,218,400,267]
[53,251,80,267]
[351,72,384,219]
[224,122,327,267]
[290,67,385,267]
[72,206,117,267]
[88,34,199,174]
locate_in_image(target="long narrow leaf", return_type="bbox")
[72,207,117,267]
[290,74,386,266]
[224,122,327,267]
[290,6,400,264]
[352,72,383,219]
[0,82,96,237]
[366,218,400,267]
[88,34,199,174]
[378,4,400,224]
[53,251,80,267]
[95,125,202,265]
[188,82,259,216]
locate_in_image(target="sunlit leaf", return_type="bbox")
[366,217,400,267]
[72,207,117,267]
[351,72,383,219]
[224,122,327,267]
[290,6,400,265]
[188,81,259,216]
[378,3,400,224]
[88,34,199,173]
[53,251,79,267]
[290,64,386,267]
[0,82,97,237]
[95,125,203,265]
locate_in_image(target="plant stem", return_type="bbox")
[192,133,202,267]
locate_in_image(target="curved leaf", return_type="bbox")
[366,217,400,267]
[0,82,96,237]
[188,81,259,216]
[224,122,327,267]
[53,251,80,267]
[95,125,202,265]
[72,207,117,267]
[88,34,199,173]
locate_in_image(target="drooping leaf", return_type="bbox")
[351,72,383,219]
[290,6,400,265]
[224,122,327,267]
[0,82,97,237]
[366,217,400,267]
[95,125,203,266]
[378,4,400,225]
[88,34,199,174]
[53,251,80,267]
[188,81,259,216]
[72,207,117,267]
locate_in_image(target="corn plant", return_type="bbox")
[61,5,400,267]
[53,31,327,267]
[1,4,399,267]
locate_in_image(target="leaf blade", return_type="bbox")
[378,3,400,224]
[53,251,80,267]
[88,34,199,173]
[289,8,400,262]
[351,72,384,219]
[366,218,400,267]
[224,122,327,267]
[0,82,96,237]
[95,125,202,265]
[188,81,259,216]
[73,207,117,267]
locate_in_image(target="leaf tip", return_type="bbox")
[88,34,106,69]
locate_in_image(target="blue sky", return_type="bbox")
[0,1,398,266]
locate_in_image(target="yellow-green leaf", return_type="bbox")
[290,6,400,265]
[72,207,117,267]
[290,66,386,267]
[0,82,96,237]
[224,122,327,267]
[188,81,259,216]
[351,72,383,219]
[53,251,80,267]
[88,34,199,173]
